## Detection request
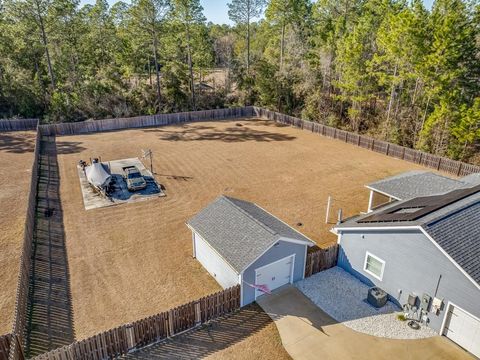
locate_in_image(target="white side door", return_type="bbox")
[443,304,480,358]
[255,255,294,299]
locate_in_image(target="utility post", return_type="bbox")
[325,196,332,224]
[142,149,154,174]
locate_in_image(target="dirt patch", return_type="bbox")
[56,118,431,341]
[0,131,36,334]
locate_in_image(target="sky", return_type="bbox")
[79,0,435,25]
[201,0,232,25]
[78,0,233,24]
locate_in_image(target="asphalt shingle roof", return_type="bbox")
[187,196,314,273]
[424,201,480,285]
[367,171,464,200]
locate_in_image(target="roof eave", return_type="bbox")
[334,224,421,232]
[280,236,316,247]
[365,185,403,201]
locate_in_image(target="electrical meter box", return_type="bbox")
[421,293,431,311]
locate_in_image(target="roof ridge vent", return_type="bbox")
[220,196,278,236]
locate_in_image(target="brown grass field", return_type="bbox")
[55,118,433,355]
[0,131,36,334]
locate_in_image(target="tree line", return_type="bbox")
[0,0,479,163]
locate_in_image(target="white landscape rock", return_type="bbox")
[295,267,438,339]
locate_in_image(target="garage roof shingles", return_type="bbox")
[187,196,314,273]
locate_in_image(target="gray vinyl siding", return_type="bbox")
[338,229,480,333]
[242,239,306,305]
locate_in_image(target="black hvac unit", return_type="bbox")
[367,287,388,308]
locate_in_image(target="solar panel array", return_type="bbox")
[358,184,480,223]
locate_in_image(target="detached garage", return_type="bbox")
[187,195,315,306]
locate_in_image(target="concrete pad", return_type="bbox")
[257,285,474,360]
[77,157,165,210]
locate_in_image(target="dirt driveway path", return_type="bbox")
[257,285,473,360]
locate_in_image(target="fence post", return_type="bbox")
[194,302,201,325]
[168,310,175,336]
[305,254,310,278]
[457,162,463,176]
[16,334,24,360]
[126,324,135,352]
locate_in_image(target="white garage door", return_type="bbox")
[255,255,294,299]
[443,304,480,358]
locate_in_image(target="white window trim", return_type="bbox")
[363,251,385,281]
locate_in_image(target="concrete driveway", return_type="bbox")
[257,285,474,360]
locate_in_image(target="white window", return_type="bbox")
[363,251,385,281]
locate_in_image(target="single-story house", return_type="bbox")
[187,195,316,306]
[335,183,480,358]
[366,170,480,212]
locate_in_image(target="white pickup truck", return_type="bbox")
[122,166,147,191]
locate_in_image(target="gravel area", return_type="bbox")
[295,267,438,339]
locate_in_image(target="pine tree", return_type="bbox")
[370,0,429,143]
[265,0,310,71]
[419,0,478,155]
[129,0,171,111]
[4,0,56,89]
[227,0,266,74]
[172,0,206,110]
[450,98,480,160]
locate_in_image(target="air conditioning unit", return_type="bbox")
[367,287,388,308]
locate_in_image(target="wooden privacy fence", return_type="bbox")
[305,245,339,278]
[18,107,480,177]
[253,107,480,177]
[3,107,479,178]
[8,129,41,360]
[38,107,255,136]
[32,285,240,360]
[0,334,12,360]
[0,119,38,132]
